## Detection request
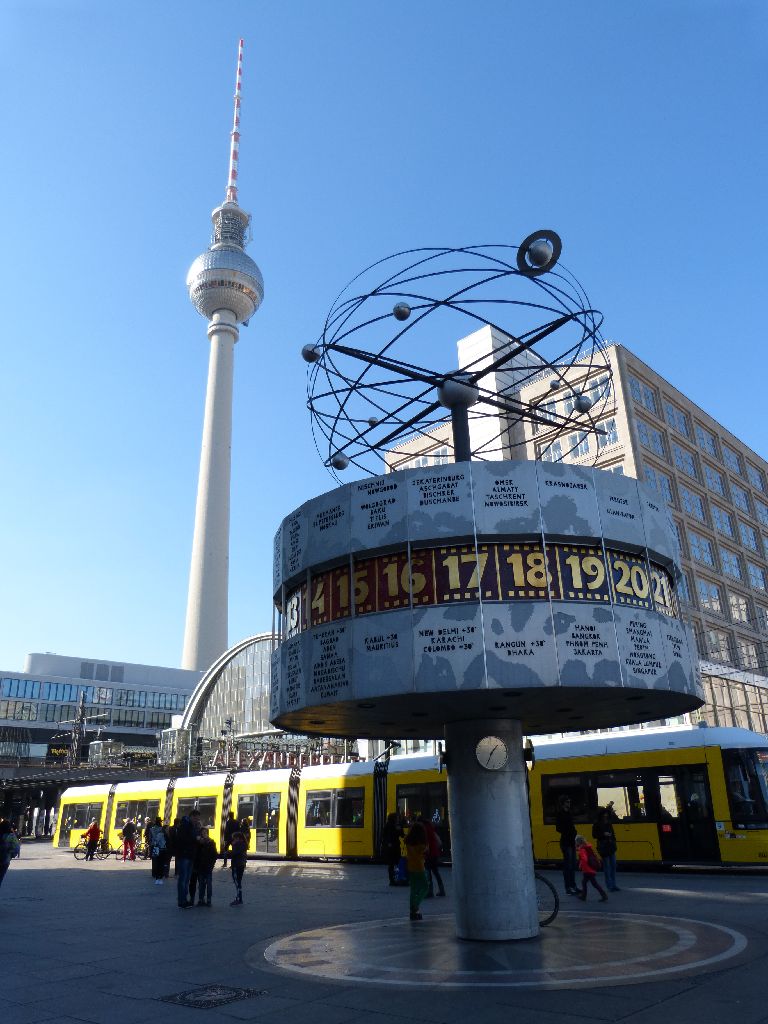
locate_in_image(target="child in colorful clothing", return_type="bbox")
[575,834,608,901]
[404,821,429,921]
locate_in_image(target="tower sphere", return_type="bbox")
[187,245,264,323]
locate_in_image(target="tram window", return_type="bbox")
[658,776,681,820]
[595,773,647,822]
[176,797,217,830]
[395,782,449,826]
[336,788,364,828]
[237,794,256,821]
[306,791,332,827]
[115,800,161,825]
[542,776,590,823]
[722,749,768,826]
[69,802,102,829]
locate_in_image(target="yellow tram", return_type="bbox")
[53,725,768,866]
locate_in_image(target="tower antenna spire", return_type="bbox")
[225,38,244,205]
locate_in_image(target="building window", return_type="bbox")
[147,711,173,729]
[94,663,110,682]
[723,446,742,474]
[629,375,658,414]
[637,420,666,458]
[712,506,734,538]
[697,578,723,614]
[704,464,725,496]
[644,465,674,505]
[757,606,768,633]
[533,400,557,434]
[756,501,768,528]
[695,424,717,457]
[677,571,692,605]
[670,519,685,556]
[731,483,750,514]
[538,439,563,462]
[740,521,759,552]
[680,486,705,522]
[689,531,715,567]
[720,548,742,579]
[587,375,612,408]
[80,662,95,680]
[705,629,732,664]
[40,682,79,702]
[92,687,112,705]
[729,592,750,624]
[597,418,618,448]
[0,701,38,721]
[737,639,760,671]
[664,401,690,437]
[672,443,698,479]
[609,464,624,474]
[0,679,40,699]
[746,464,765,493]
[748,563,766,592]
[568,432,590,458]
[112,709,145,728]
[110,665,125,684]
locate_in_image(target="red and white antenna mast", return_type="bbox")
[225,38,244,205]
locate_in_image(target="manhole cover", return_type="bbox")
[161,985,267,1008]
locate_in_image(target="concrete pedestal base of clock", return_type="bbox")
[445,718,539,941]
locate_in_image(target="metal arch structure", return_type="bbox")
[180,632,273,733]
[304,233,613,480]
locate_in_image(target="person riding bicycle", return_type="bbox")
[82,819,102,862]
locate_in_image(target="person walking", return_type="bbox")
[0,819,21,891]
[121,818,137,861]
[194,828,218,906]
[230,830,247,906]
[404,821,429,921]
[238,816,251,853]
[592,808,620,892]
[555,796,579,895]
[82,818,101,861]
[380,813,404,887]
[419,817,446,898]
[575,835,608,901]
[175,810,201,909]
[148,817,167,885]
[221,811,237,869]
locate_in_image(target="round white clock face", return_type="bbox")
[475,736,508,771]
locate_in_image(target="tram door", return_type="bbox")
[254,793,281,854]
[654,766,719,862]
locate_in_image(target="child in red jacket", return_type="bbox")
[575,835,608,901]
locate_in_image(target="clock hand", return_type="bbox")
[486,744,499,767]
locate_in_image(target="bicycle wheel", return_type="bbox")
[534,873,559,927]
[73,842,87,861]
[95,844,110,861]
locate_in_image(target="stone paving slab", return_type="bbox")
[2,845,768,1024]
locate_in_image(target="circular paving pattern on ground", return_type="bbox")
[259,911,748,989]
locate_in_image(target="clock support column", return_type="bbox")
[444,718,539,940]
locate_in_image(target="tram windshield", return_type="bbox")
[722,748,768,827]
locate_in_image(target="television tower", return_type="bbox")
[182,39,264,671]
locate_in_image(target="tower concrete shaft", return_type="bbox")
[182,311,238,670]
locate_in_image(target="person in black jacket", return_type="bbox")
[230,831,247,906]
[175,810,201,909]
[193,829,219,906]
[592,807,619,892]
[555,796,579,895]
[380,813,404,886]
[221,812,237,869]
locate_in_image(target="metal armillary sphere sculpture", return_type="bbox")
[303,231,612,477]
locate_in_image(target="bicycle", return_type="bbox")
[534,872,559,926]
[72,838,110,862]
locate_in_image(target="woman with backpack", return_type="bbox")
[592,807,620,893]
[575,834,608,902]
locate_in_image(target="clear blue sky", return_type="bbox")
[1,1,765,671]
